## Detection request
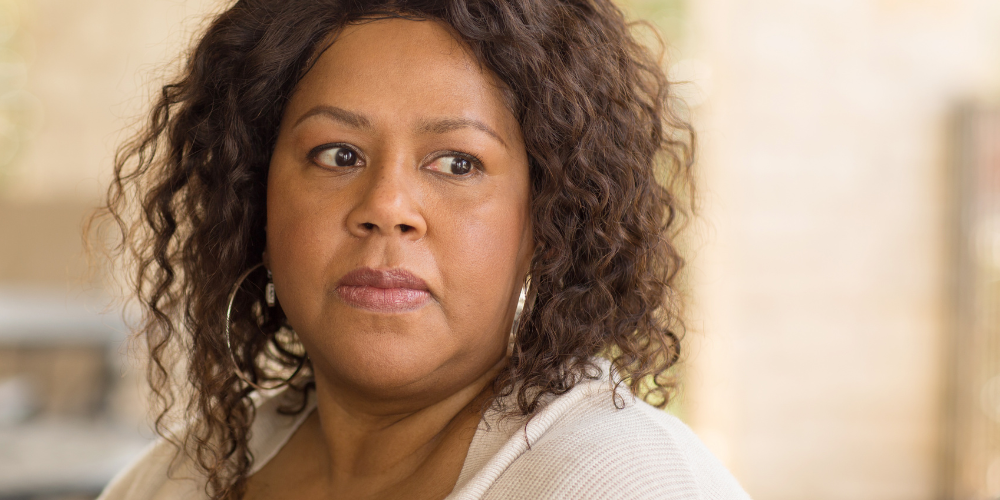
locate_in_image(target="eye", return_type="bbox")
[425,153,478,176]
[311,144,363,168]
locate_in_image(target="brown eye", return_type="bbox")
[314,145,361,168]
[449,157,472,175]
[426,154,478,176]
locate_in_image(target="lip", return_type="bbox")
[335,267,431,313]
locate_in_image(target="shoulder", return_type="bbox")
[485,379,751,500]
[95,437,205,500]
[96,390,314,500]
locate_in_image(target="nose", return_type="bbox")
[346,161,427,239]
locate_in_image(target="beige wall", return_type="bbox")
[682,1,1000,499]
[1,0,222,203]
[0,0,225,288]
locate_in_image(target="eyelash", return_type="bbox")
[307,143,484,175]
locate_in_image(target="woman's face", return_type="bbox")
[266,18,532,405]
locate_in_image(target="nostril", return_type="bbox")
[362,222,376,231]
[399,224,413,233]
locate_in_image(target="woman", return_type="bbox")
[97,0,749,499]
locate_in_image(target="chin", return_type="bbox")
[324,337,505,412]
[292,302,507,404]
[308,326,458,399]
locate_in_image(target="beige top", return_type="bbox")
[98,364,751,499]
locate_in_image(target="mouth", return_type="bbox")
[335,267,431,313]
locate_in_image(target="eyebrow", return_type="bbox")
[416,117,507,148]
[293,105,507,148]
[293,105,374,131]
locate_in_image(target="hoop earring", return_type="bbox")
[509,274,530,347]
[225,262,306,391]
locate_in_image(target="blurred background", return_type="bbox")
[0,0,998,499]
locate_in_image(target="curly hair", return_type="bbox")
[98,0,694,498]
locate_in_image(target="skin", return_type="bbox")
[249,17,533,500]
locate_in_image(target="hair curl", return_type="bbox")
[98,0,694,498]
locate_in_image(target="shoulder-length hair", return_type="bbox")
[99,0,694,497]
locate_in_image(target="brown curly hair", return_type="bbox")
[97,0,694,498]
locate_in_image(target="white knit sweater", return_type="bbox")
[99,366,750,499]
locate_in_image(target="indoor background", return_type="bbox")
[0,0,998,499]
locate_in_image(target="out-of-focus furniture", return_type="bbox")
[0,290,151,499]
[0,200,154,499]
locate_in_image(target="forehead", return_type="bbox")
[285,17,515,136]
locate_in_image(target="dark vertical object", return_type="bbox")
[945,103,1000,500]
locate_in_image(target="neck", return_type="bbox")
[305,357,505,499]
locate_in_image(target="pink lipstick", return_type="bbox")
[336,267,431,312]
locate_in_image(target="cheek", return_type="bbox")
[434,193,529,328]
[265,164,344,325]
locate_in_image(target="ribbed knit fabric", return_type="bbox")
[98,364,751,500]
[451,375,749,500]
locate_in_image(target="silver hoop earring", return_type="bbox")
[510,275,530,343]
[225,262,306,391]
